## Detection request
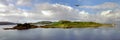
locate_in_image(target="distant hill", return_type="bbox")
[0,22,17,25]
[31,21,53,24]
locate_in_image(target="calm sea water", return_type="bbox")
[0,23,120,40]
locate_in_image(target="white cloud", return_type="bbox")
[0,3,8,13]
[78,11,90,21]
[33,3,79,20]
[77,2,120,23]
[41,10,53,16]
[101,10,112,17]
[100,9,120,18]
[79,11,89,16]
[0,13,6,16]
[79,2,119,9]
[0,3,79,23]
[0,4,7,8]
[16,0,32,6]
[0,1,119,23]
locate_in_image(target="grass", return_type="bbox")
[40,20,112,28]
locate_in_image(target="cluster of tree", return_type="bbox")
[4,23,38,30]
[13,23,38,30]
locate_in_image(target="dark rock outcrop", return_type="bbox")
[4,23,38,30]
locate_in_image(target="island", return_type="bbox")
[4,20,114,30]
[39,20,114,28]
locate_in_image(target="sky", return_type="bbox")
[0,0,120,23]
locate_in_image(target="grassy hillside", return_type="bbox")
[40,20,113,28]
[4,20,113,30]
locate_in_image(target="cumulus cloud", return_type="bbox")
[100,10,112,17]
[0,0,119,23]
[32,3,79,20]
[0,2,79,23]
[0,1,31,23]
[79,2,119,9]
[16,0,32,6]
[78,2,120,23]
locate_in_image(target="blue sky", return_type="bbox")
[30,0,120,6]
[17,0,120,14]
[53,0,118,14]
[0,0,120,23]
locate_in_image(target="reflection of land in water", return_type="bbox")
[0,24,119,40]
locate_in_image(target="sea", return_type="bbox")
[0,22,120,40]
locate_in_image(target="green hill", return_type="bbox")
[40,20,113,28]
